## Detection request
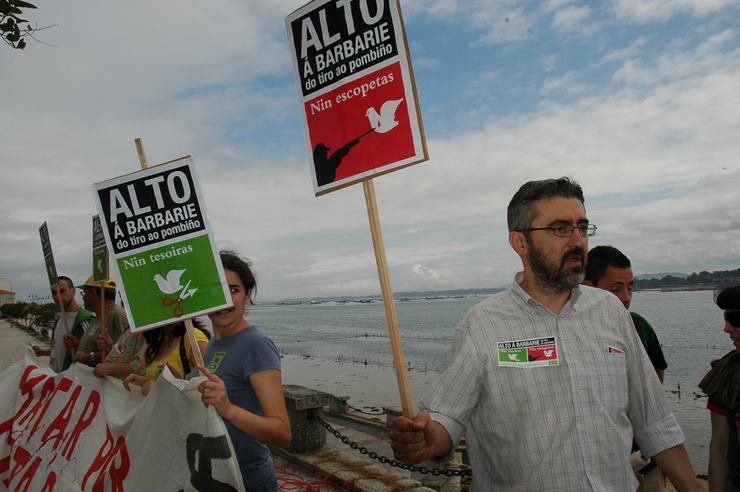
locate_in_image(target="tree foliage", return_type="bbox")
[0,301,27,318]
[634,268,740,289]
[1,0,37,50]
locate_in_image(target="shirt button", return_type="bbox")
[576,389,580,394]
[590,468,594,474]
[567,350,572,355]
[582,428,587,433]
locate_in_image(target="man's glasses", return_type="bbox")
[518,224,598,238]
[724,310,740,328]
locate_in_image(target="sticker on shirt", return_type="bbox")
[207,351,227,372]
[116,341,129,355]
[608,346,623,354]
[498,337,558,367]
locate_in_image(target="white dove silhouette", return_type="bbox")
[544,349,554,357]
[96,259,103,273]
[153,269,186,294]
[508,353,519,362]
[365,99,403,133]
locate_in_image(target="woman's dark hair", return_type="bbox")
[220,250,257,304]
[143,318,206,365]
[715,285,740,311]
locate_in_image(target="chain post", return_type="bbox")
[309,411,472,477]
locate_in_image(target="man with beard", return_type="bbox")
[389,178,701,491]
[32,276,93,373]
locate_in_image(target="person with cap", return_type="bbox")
[700,285,740,492]
[31,275,94,373]
[65,275,129,367]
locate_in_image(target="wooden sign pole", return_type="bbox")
[134,138,205,371]
[363,178,414,419]
[98,282,107,338]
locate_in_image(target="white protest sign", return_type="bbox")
[0,349,244,491]
[91,156,231,332]
[286,0,428,195]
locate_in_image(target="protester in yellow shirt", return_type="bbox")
[123,319,208,395]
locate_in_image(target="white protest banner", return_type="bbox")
[286,0,428,196]
[91,156,231,333]
[0,348,244,491]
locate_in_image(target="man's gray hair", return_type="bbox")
[507,177,585,232]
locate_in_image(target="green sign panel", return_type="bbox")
[93,157,231,332]
[116,235,226,327]
[92,215,109,283]
[39,222,58,288]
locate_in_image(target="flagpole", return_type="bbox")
[363,178,414,419]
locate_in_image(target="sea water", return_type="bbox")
[248,289,730,475]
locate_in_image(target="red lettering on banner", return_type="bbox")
[40,472,56,492]
[0,417,12,484]
[62,390,100,459]
[17,377,54,430]
[83,426,130,492]
[4,447,31,489]
[0,415,14,446]
[39,385,81,453]
[13,455,41,492]
[28,378,73,439]
[0,455,8,483]
[14,366,45,427]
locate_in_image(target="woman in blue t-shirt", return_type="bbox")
[193,250,291,491]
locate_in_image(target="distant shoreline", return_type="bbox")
[635,285,721,292]
[266,285,724,304]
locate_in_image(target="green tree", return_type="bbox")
[37,302,60,326]
[1,0,37,50]
[0,301,28,322]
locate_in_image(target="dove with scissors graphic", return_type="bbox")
[161,278,199,317]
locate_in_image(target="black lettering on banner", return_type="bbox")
[93,216,106,249]
[185,433,238,492]
[96,165,206,254]
[290,0,397,96]
[39,223,52,256]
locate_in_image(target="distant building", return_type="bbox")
[0,278,16,306]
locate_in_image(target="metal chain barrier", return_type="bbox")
[310,411,472,477]
[346,403,385,416]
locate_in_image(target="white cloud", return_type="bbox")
[612,0,740,22]
[551,5,592,34]
[2,0,739,303]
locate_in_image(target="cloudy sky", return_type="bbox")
[1,0,739,303]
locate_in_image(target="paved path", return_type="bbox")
[0,318,50,372]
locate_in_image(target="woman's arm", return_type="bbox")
[123,373,154,396]
[708,410,732,492]
[93,362,136,379]
[196,365,292,448]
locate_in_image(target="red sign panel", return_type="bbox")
[286,0,427,196]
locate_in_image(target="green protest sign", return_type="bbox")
[38,222,58,288]
[92,215,109,283]
[92,156,230,332]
